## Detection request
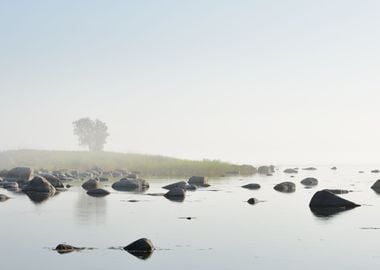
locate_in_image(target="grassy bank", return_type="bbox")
[0,149,257,177]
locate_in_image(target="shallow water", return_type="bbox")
[1,165,380,269]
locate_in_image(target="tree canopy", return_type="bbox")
[73,118,109,151]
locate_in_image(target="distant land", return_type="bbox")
[0,149,258,177]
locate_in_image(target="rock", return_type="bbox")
[5,167,33,183]
[81,179,100,191]
[39,173,64,188]
[112,178,149,192]
[309,190,360,216]
[124,238,154,260]
[247,198,258,205]
[164,187,185,202]
[87,188,110,197]
[303,167,317,171]
[325,189,351,195]
[162,181,187,190]
[300,177,318,186]
[22,176,56,194]
[188,176,208,186]
[184,184,197,191]
[0,194,10,202]
[242,183,261,190]
[283,168,298,174]
[371,180,380,193]
[2,181,19,191]
[274,182,296,193]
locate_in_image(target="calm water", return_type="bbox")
[1,165,380,269]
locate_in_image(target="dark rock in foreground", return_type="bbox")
[22,176,56,195]
[82,179,100,191]
[300,177,318,186]
[274,182,296,193]
[124,238,154,260]
[0,194,10,202]
[162,181,187,190]
[87,188,110,197]
[164,187,185,202]
[242,183,261,190]
[188,176,207,186]
[309,190,360,216]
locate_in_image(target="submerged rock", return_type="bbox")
[188,176,208,186]
[87,188,110,197]
[124,238,154,260]
[162,181,187,190]
[309,190,360,216]
[274,182,296,193]
[300,177,318,186]
[247,198,258,205]
[283,168,298,174]
[242,183,261,190]
[81,179,100,191]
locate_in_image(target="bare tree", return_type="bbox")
[73,118,109,151]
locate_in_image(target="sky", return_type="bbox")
[0,0,380,165]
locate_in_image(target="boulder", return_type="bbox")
[112,178,149,192]
[87,188,110,197]
[162,181,187,190]
[242,183,261,190]
[81,179,100,191]
[309,190,360,216]
[0,194,10,202]
[164,187,185,202]
[283,168,298,174]
[300,177,318,186]
[5,167,33,183]
[274,182,296,193]
[39,173,64,188]
[124,238,154,260]
[22,176,56,194]
[188,176,208,186]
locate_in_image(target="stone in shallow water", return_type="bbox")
[124,238,154,260]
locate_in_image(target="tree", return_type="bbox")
[73,118,109,151]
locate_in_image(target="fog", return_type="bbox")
[1,0,380,164]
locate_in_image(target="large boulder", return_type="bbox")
[309,190,360,216]
[188,176,208,186]
[164,187,185,202]
[81,179,100,191]
[273,182,296,193]
[112,178,149,192]
[300,177,318,186]
[87,188,110,197]
[124,238,154,260]
[242,183,261,190]
[22,176,56,194]
[5,167,33,183]
[162,181,187,190]
[39,173,64,188]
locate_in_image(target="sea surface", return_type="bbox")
[1,165,380,269]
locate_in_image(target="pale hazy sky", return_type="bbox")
[0,0,380,164]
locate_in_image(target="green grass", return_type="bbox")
[0,149,257,177]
